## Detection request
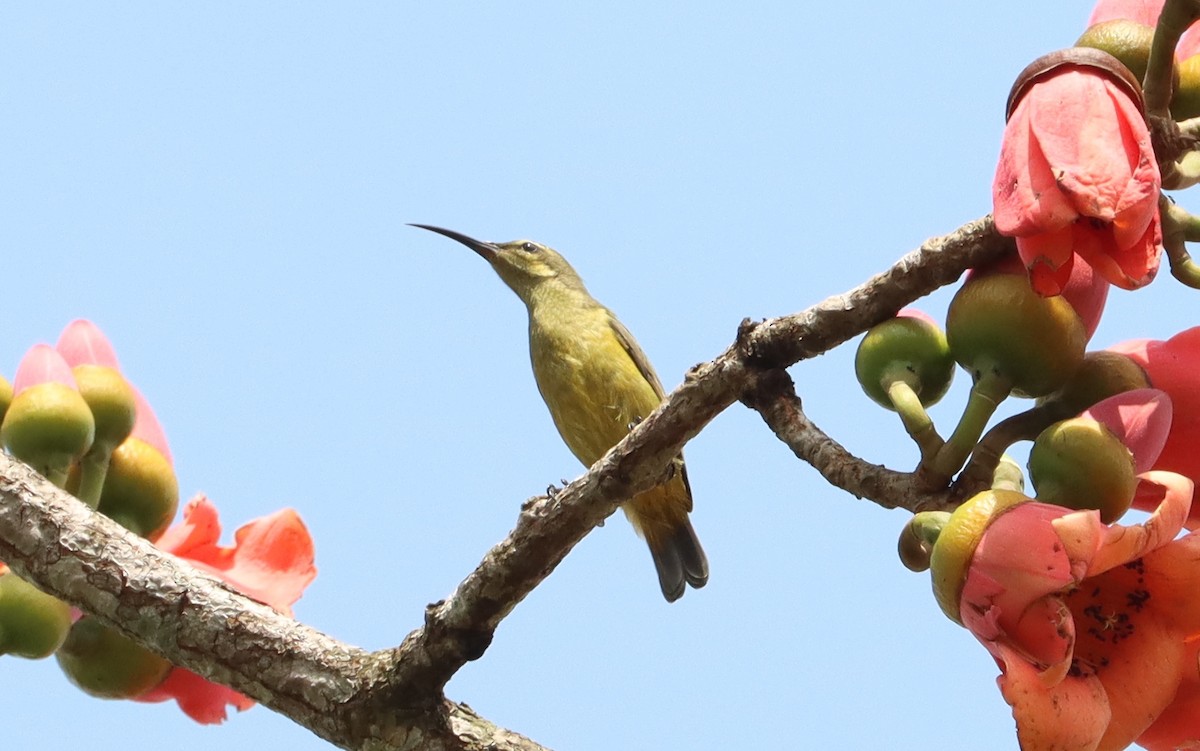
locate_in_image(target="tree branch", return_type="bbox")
[740,368,964,513]
[0,215,1010,749]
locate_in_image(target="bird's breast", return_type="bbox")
[528,311,662,467]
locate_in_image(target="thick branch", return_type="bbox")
[738,215,1012,368]
[0,455,549,751]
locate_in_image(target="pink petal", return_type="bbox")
[1110,328,1200,520]
[1017,231,1077,296]
[994,97,1079,236]
[133,667,255,724]
[896,308,937,326]
[1088,0,1163,26]
[961,503,1079,666]
[143,497,317,724]
[129,386,172,466]
[1029,74,1158,224]
[1179,34,1200,61]
[996,640,1112,750]
[12,344,78,394]
[1083,389,1172,472]
[159,498,316,615]
[212,509,316,613]
[1057,256,1110,339]
[1062,470,1192,576]
[55,320,122,370]
[154,496,222,559]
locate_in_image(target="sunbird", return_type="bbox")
[411,224,708,602]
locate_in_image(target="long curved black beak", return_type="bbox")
[409,224,499,262]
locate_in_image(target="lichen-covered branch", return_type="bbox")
[0,215,1009,749]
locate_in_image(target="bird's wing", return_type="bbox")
[606,311,666,398]
[606,310,693,510]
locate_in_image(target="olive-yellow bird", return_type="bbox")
[411,224,708,602]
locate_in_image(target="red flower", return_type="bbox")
[134,496,317,723]
[992,60,1162,295]
[936,471,1200,749]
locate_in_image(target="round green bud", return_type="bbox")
[1029,417,1137,523]
[56,617,172,699]
[1076,20,1154,86]
[0,571,72,659]
[71,365,136,452]
[946,273,1087,398]
[1037,350,1151,417]
[1,383,95,477]
[855,314,954,410]
[97,437,179,540]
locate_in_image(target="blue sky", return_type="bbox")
[4,2,1196,749]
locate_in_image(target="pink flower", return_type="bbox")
[1082,388,1172,473]
[56,319,122,370]
[134,496,317,723]
[940,471,1200,749]
[1109,327,1200,523]
[992,58,1162,295]
[12,344,79,394]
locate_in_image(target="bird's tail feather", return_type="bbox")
[649,520,708,602]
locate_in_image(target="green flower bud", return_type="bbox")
[0,375,12,427]
[1076,20,1154,86]
[1037,350,1151,417]
[2,383,95,481]
[855,312,954,410]
[97,436,179,540]
[946,273,1087,398]
[71,365,136,453]
[0,571,72,659]
[1029,417,1137,523]
[56,617,172,699]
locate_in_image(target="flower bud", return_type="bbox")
[1,345,95,482]
[855,310,954,410]
[1029,418,1137,523]
[0,571,72,659]
[56,320,136,453]
[1076,19,1155,85]
[1037,350,1151,417]
[56,617,172,699]
[98,436,178,540]
[946,272,1087,397]
[1175,54,1200,120]
[0,374,12,427]
[96,389,178,540]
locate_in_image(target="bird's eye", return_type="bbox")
[521,242,539,253]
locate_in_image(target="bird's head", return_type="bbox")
[410,224,585,303]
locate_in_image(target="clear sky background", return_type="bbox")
[3,2,1197,750]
